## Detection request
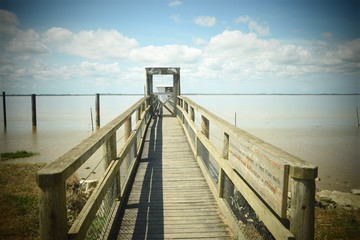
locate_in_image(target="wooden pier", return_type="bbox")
[37,68,318,240]
[114,114,230,239]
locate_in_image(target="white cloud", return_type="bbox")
[130,44,202,65]
[194,16,216,27]
[248,20,270,36]
[170,14,181,23]
[337,39,360,62]
[169,0,182,7]
[0,9,19,37]
[322,32,333,39]
[235,15,270,36]
[200,30,331,81]
[1,9,358,94]
[234,15,251,24]
[6,29,50,54]
[42,27,73,43]
[193,37,207,45]
[60,29,138,59]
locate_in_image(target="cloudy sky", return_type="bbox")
[0,0,359,94]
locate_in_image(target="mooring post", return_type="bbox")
[31,94,37,130]
[95,93,100,129]
[2,92,6,129]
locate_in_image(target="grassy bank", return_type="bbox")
[0,163,44,240]
[0,163,359,240]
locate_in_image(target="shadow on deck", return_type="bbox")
[108,110,230,239]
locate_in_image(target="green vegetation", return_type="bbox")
[0,151,39,161]
[0,163,45,239]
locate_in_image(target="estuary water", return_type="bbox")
[0,94,359,192]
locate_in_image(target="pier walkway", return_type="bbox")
[114,113,230,239]
[37,68,317,240]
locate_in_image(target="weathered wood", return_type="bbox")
[229,136,290,217]
[31,94,37,129]
[190,106,195,122]
[290,177,316,240]
[104,132,117,167]
[2,92,6,129]
[222,132,229,160]
[38,180,67,240]
[180,96,317,179]
[37,97,149,185]
[124,117,132,140]
[172,73,180,116]
[95,93,100,129]
[178,100,296,239]
[68,107,150,239]
[37,97,150,239]
[178,95,317,226]
[201,115,210,138]
[116,115,230,239]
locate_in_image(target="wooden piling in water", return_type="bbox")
[31,94,37,129]
[2,92,6,129]
[95,93,100,129]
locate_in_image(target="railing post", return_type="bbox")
[136,108,141,122]
[290,168,317,240]
[31,94,37,130]
[95,93,100,129]
[218,132,229,198]
[105,132,117,167]
[201,115,209,138]
[190,106,195,122]
[125,117,132,140]
[105,132,121,199]
[37,176,67,240]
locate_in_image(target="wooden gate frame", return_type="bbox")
[145,67,180,116]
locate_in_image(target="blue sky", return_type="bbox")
[0,0,359,94]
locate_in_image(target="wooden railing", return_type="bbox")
[37,96,151,240]
[176,96,318,240]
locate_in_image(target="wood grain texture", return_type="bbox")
[115,115,230,239]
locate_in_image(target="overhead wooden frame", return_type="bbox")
[145,67,180,116]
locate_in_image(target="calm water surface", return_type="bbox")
[1,94,359,191]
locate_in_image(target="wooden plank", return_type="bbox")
[229,135,290,217]
[178,105,295,240]
[116,114,230,239]
[37,97,150,185]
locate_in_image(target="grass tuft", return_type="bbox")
[0,151,39,161]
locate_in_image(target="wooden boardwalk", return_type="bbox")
[113,114,231,239]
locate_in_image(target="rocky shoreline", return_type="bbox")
[316,189,360,210]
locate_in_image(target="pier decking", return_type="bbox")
[114,114,231,239]
[37,68,317,240]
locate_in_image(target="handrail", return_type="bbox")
[37,96,151,240]
[176,96,318,240]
